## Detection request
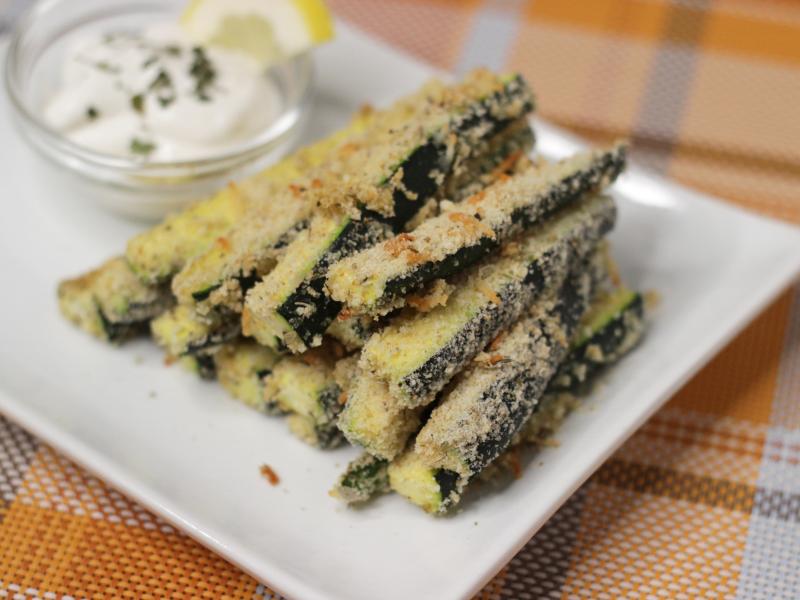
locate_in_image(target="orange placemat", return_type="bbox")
[2,1,799,597]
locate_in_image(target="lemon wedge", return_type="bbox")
[181,0,334,67]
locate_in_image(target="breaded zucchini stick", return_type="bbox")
[242,70,536,353]
[327,143,626,316]
[388,271,633,513]
[338,195,616,460]
[58,257,172,343]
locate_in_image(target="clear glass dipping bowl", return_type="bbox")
[5,0,313,220]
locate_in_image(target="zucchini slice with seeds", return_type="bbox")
[241,71,536,353]
[327,143,626,316]
[58,257,172,343]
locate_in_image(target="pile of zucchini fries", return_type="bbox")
[57,69,646,514]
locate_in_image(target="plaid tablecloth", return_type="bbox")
[2,0,799,598]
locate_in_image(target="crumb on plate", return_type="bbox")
[260,464,280,486]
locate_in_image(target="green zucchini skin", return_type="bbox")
[180,352,218,380]
[189,219,309,303]
[332,453,391,504]
[326,315,377,351]
[185,322,240,355]
[316,386,348,449]
[275,218,390,349]
[57,257,173,344]
[194,353,217,380]
[550,290,645,393]
[97,313,149,343]
[191,271,257,303]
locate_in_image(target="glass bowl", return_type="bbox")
[5,0,313,220]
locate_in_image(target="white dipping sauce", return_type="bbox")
[44,24,281,161]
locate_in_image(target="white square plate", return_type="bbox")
[1,22,800,600]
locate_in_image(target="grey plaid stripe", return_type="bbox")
[0,414,38,522]
[495,487,590,599]
[632,0,710,172]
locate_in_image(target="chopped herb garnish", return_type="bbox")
[142,55,158,69]
[95,61,120,74]
[164,45,182,57]
[131,94,145,114]
[130,138,156,156]
[189,46,216,101]
[157,95,176,108]
[149,69,172,91]
[147,69,176,108]
[86,106,99,120]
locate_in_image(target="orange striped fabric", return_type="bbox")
[2,1,799,598]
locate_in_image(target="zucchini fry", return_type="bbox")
[332,453,390,504]
[150,304,239,358]
[327,143,626,316]
[242,214,391,351]
[58,257,172,343]
[169,112,375,308]
[215,341,284,414]
[389,285,645,512]
[242,70,536,353]
[388,268,618,513]
[337,195,616,460]
[127,110,373,286]
[549,287,645,393]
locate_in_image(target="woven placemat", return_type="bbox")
[2,1,799,597]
